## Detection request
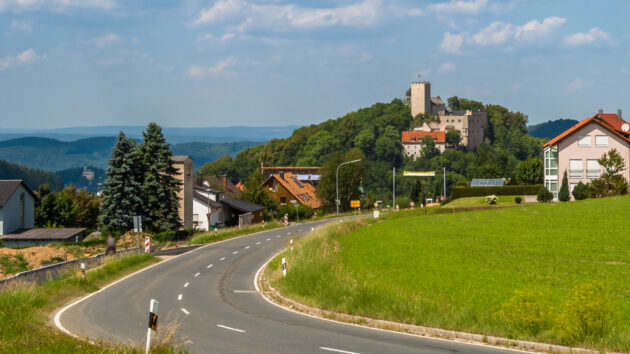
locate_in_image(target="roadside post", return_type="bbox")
[282,257,286,277]
[290,200,299,222]
[133,216,143,255]
[410,201,415,210]
[284,214,288,226]
[145,299,159,354]
[145,236,150,253]
[290,239,293,251]
[350,200,360,215]
[80,262,85,278]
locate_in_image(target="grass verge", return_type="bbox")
[187,222,284,245]
[268,195,630,352]
[0,254,183,353]
[444,195,530,208]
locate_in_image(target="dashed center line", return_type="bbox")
[207,264,213,269]
[181,308,190,315]
[287,232,291,235]
[266,238,271,241]
[276,235,280,238]
[298,229,303,232]
[233,251,239,254]
[256,242,261,245]
[184,282,189,288]
[194,272,200,277]
[217,324,246,333]
[320,347,359,354]
[244,246,250,249]
[220,257,226,261]
[178,294,182,301]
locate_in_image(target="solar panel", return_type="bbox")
[470,179,505,187]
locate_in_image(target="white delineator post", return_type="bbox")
[80,262,86,278]
[145,237,150,253]
[282,257,286,277]
[290,239,293,251]
[146,299,159,354]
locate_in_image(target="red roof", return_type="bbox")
[544,113,630,147]
[401,131,446,144]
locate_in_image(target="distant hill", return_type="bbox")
[0,136,262,171]
[0,159,63,191]
[56,166,106,193]
[528,119,579,140]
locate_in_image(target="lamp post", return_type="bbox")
[336,159,362,215]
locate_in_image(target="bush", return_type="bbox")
[572,182,589,200]
[277,204,314,221]
[537,186,553,202]
[514,196,522,204]
[555,282,611,343]
[485,195,497,205]
[451,185,542,198]
[499,288,551,334]
[558,170,570,202]
[153,230,175,243]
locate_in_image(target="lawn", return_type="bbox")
[444,195,528,208]
[269,195,630,351]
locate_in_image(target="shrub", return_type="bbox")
[153,230,175,243]
[514,196,522,204]
[555,282,611,343]
[572,182,589,200]
[498,288,551,334]
[485,195,497,205]
[537,186,553,202]
[558,170,570,202]
[451,185,542,198]
[277,204,314,221]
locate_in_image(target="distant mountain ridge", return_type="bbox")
[528,119,579,140]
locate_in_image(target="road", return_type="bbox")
[56,219,525,354]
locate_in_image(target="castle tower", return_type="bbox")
[410,81,431,118]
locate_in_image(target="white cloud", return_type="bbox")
[567,78,591,90]
[9,19,32,33]
[0,48,42,70]
[407,8,424,17]
[428,0,487,15]
[0,0,115,12]
[563,27,614,46]
[514,16,566,41]
[195,0,401,30]
[439,32,463,53]
[188,56,234,78]
[221,33,235,41]
[439,62,456,73]
[473,21,513,45]
[88,33,121,48]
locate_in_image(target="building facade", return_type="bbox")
[0,180,35,235]
[401,131,446,159]
[543,112,630,199]
[262,172,322,209]
[171,155,193,229]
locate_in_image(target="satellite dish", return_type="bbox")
[622,123,629,132]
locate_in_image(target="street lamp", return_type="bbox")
[336,159,362,215]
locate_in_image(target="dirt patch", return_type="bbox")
[0,246,82,280]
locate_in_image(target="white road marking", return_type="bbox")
[276,235,280,238]
[320,347,359,354]
[207,264,213,269]
[184,282,189,288]
[181,308,190,315]
[217,324,246,333]
[298,229,303,232]
[256,242,261,245]
[178,294,182,301]
[287,232,290,235]
[233,290,257,293]
[233,251,239,254]
[220,257,226,260]
[266,238,271,241]
[194,272,200,277]
[244,246,250,249]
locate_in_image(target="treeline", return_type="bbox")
[0,159,63,191]
[201,97,546,210]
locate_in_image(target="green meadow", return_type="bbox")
[270,195,630,351]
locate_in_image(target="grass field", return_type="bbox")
[0,254,183,353]
[444,195,529,208]
[270,196,630,351]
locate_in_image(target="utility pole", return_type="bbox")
[443,167,446,199]
[393,167,396,210]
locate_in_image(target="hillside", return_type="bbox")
[0,137,261,171]
[528,118,578,139]
[0,159,63,191]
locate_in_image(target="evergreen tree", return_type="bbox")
[138,123,182,232]
[100,132,144,234]
[558,170,570,202]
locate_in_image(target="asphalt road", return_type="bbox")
[56,219,526,354]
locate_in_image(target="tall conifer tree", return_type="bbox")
[100,132,144,233]
[138,123,181,232]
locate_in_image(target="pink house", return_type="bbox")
[543,112,630,199]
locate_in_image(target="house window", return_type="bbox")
[569,159,583,179]
[193,214,199,223]
[587,160,600,178]
[578,135,590,147]
[595,135,608,147]
[544,146,558,179]
[545,181,558,199]
[280,197,287,203]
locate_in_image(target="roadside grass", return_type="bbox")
[0,254,29,274]
[0,254,183,353]
[270,195,630,352]
[444,195,529,208]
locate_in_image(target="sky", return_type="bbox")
[0,0,629,129]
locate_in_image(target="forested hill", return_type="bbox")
[0,159,63,191]
[528,119,579,139]
[200,97,545,203]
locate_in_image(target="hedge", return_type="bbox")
[451,185,543,199]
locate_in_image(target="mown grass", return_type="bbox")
[444,195,529,208]
[270,195,630,351]
[0,254,184,353]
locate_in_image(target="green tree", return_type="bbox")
[240,169,277,211]
[410,180,422,203]
[35,184,57,227]
[445,130,461,148]
[317,149,366,211]
[516,158,543,185]
[100,132,144,234]
[138,123,182,232]
[572,182,589,200]
[296,130,341,166]
[199,155,235,180]
[354,128,375,155]
[558,170,570,202]
[374,126,402,166]
[591,148,628,197]
[420,135,440,159]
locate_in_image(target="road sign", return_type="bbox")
[133,215,143,233]
[145,237,150,253]
[350,200,360,208]
[335,199,340,206]
[403,171,435,177]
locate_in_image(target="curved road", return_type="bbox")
[56,219,525,354]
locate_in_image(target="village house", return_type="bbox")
[193,184,265,230]
[171,155,194,229]
[202,174,241,198]
[401,131,446,159]
[262,167,320,187]
[262,171,322,209]
[543,110,630,199]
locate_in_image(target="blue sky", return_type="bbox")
[0,0,629,129]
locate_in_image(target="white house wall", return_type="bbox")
[1,184,35,235]
[193,197,222,231]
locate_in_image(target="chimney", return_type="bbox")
[279,172,284,180]
[618,109,623,120]
[598,108,604,114]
